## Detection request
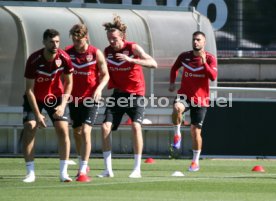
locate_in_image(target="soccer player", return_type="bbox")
[169,31,217,171]
[98,15,157,178]
[22,29,73,182]
[65,24,109,182]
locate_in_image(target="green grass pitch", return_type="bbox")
[1,158,276,201]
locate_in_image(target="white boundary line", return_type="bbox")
[5,173,276,190]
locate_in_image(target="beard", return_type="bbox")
[193,46,202,51]
[47,48,58,54]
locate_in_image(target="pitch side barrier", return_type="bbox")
[0,106,190,155]
[1,87,276,156]
[202,87,276,158]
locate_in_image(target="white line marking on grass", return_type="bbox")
[8,173,276,190]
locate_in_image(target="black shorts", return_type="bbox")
[22,95,69,124]
[69,102,99,128]
[174,95,207,128]
[103,91,145,131]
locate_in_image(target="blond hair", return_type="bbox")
[103,15,127,38]
[70,23,88,38]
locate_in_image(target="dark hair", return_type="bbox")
[43,29,60,40]
[193,31,206,38]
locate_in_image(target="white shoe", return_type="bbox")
[23,173,35,183]
[129,170,141,178]
[60,174,72,182]
[97,170,114,178]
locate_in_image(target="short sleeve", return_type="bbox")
[62,52,74,74]
[24,56,36,79]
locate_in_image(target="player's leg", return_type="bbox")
[22,120,37,183]
[22,95,38,183]
[76,103,98,182]
[98,120,114,178]
[47,102,72,182]
[73,127,82,169]
[53,120,72,182]
[75,123,92,182]
[129,122,143,178]
[127,96,144,178]
[101,108,115,154]
[68,103,85,174]
[171,96,187,149]
[98,106,124,178]
[189,125,202,171]
[188,107,207,172]
[80,124,92,167]
[98,107,115,178]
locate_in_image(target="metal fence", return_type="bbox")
[215,0,276,58]
[1,0,276,57]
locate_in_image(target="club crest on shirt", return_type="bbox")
[86,54,93,62]
[123,50,129,56]
[55,58,62,67]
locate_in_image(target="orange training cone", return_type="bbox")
[125,118,132,125]
[252,165,265,172]
[144,158,155,164]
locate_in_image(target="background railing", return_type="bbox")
[1,86,276,156]
[1,0,274,58]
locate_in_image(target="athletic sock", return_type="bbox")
[103,151,112,172]
[60,160,69,176]
[192,150,201,164]
[133,154,142,172]
[26,161,35,175]
[174,124,181,136]
[80,161,88,174]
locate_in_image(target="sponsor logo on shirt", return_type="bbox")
[107,54,113,58]
[73,70,91,75]
[70,55,76,60]
[109,66,131,71]
[37,77,54,82]
[184,72,205,78]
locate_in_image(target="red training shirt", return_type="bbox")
[65,45,99,103]
[104,41,145,96]
[24,48,73,103]
[170,51,217,106]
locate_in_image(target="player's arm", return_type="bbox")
[53,73,73,118]
[25,78,46,128]
[93,50,110,102]
[169,55,182,92]
[116,44,157,69]
[200,51,218,81]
